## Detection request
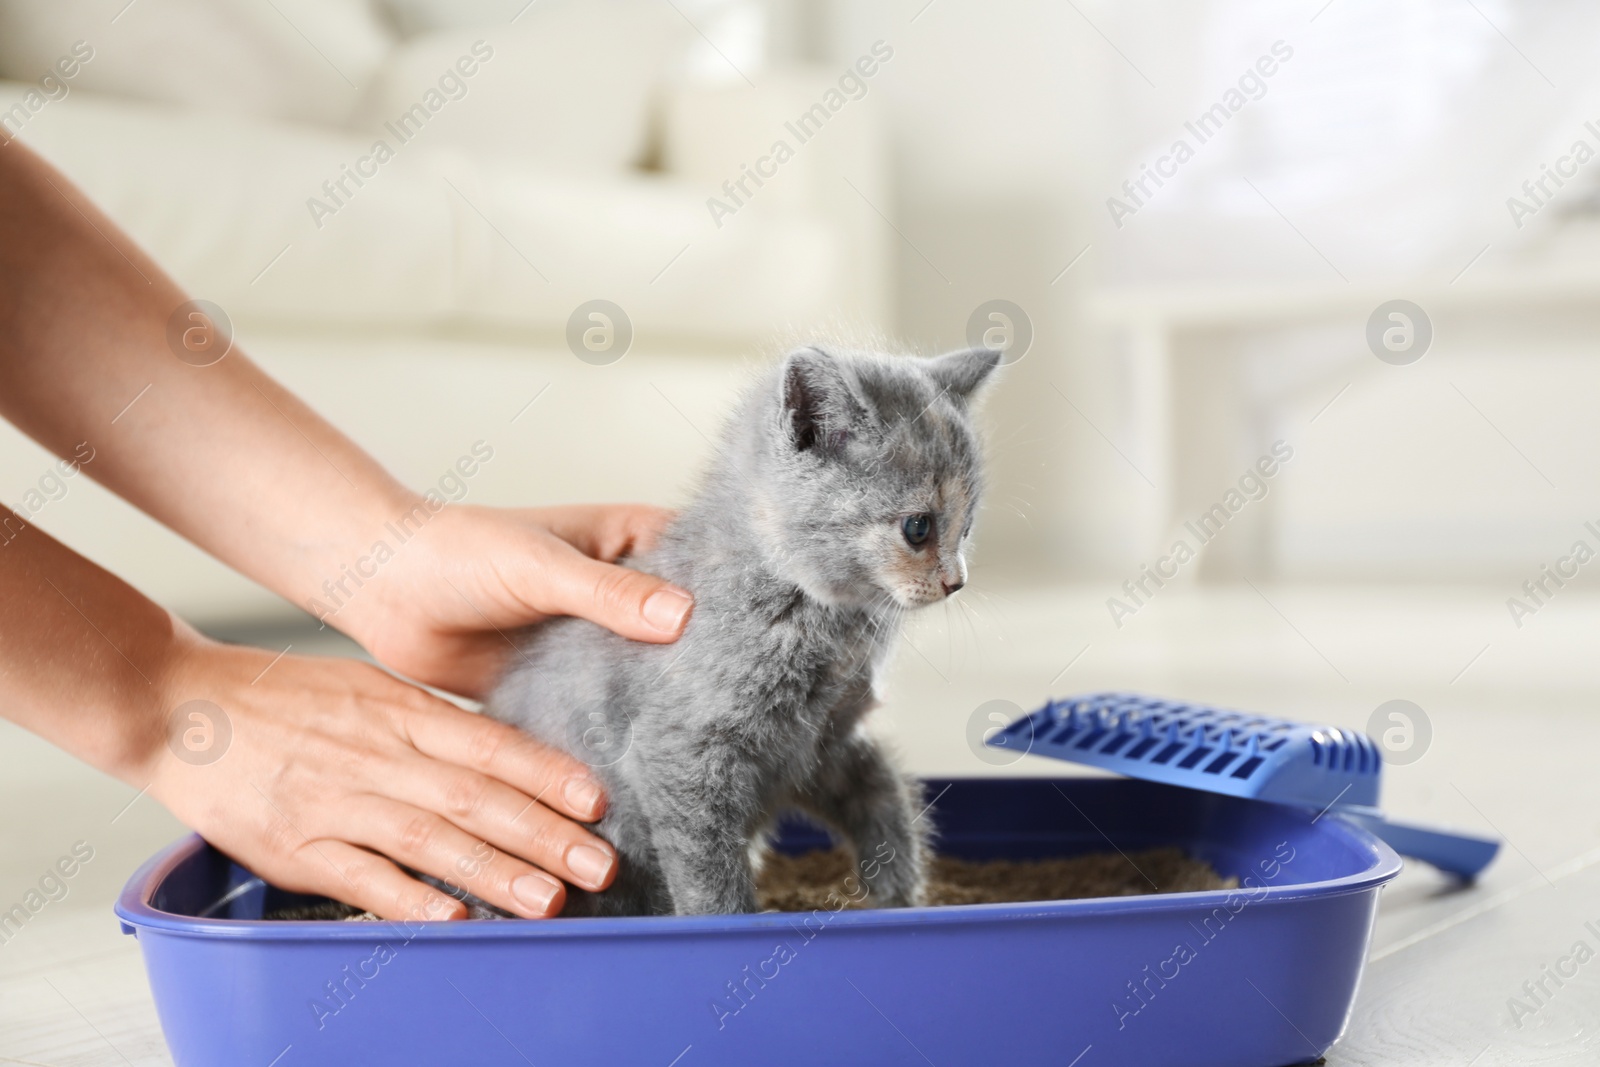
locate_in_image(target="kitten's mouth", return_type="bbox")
[891,585,947,609]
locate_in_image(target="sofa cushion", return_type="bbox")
[0,0,394,127]
[352,3,687,175]
[4,82,847,341]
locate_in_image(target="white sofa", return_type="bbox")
[0,0,892,622]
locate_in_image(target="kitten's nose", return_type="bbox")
[942,578,965,596]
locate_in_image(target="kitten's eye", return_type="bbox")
[901,514,933,547]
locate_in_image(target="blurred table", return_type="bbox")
[1085,270,1600,575]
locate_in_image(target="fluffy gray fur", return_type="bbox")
[486,344,999,916]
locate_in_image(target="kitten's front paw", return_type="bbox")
[866,880,926,909]
[860,849,927,908]
[670,883,760,916]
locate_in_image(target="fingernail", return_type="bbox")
[642,587,693,634]
[424,894,465,921]
[563,775,604,817]
[566,843,615,889]
[511,872,561,915]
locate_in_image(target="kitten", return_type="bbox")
[487,344,999,916]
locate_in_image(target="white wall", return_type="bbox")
[781,0,1600,582]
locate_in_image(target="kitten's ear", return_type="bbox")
[925,347,1002,403]
[781,347,870,455]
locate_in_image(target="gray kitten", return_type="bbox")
[486,344,999,916]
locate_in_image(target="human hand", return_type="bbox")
[147,632,618,920]
[0,145,675,921]
[335,503,689,699]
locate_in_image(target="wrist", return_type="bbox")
[291,485,433,636]
[305,489,461,648]
[110,615,210,786]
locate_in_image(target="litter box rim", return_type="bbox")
[116,777,1402,943]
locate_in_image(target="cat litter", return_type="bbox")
[118,719,1425,1067]
[757,845,1237,910]
[263,845,1237,921]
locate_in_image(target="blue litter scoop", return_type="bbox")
[989,691,1499,880]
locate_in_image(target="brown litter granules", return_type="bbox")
[266,847,1233,920]
[757,846,1235,912]
[266,900,374,921]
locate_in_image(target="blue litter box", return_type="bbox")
[118,776,1402,1067]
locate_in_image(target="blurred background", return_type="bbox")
[7,0,1600,604]
[3,2,1600,1061]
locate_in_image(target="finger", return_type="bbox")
[536,504,675,561]
[269,838,467,923]
[401,703,607,821]
[349,798,568,918]
[387,756,617,892]
[620,504,674,555]
[531,537,693,642]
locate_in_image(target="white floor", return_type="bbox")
[2,581,1596,1066]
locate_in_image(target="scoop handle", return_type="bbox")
[1337,810,1500,880]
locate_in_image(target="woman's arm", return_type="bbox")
[0,513,616,920]
[0,139,692,692]
[0,138,694,916]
